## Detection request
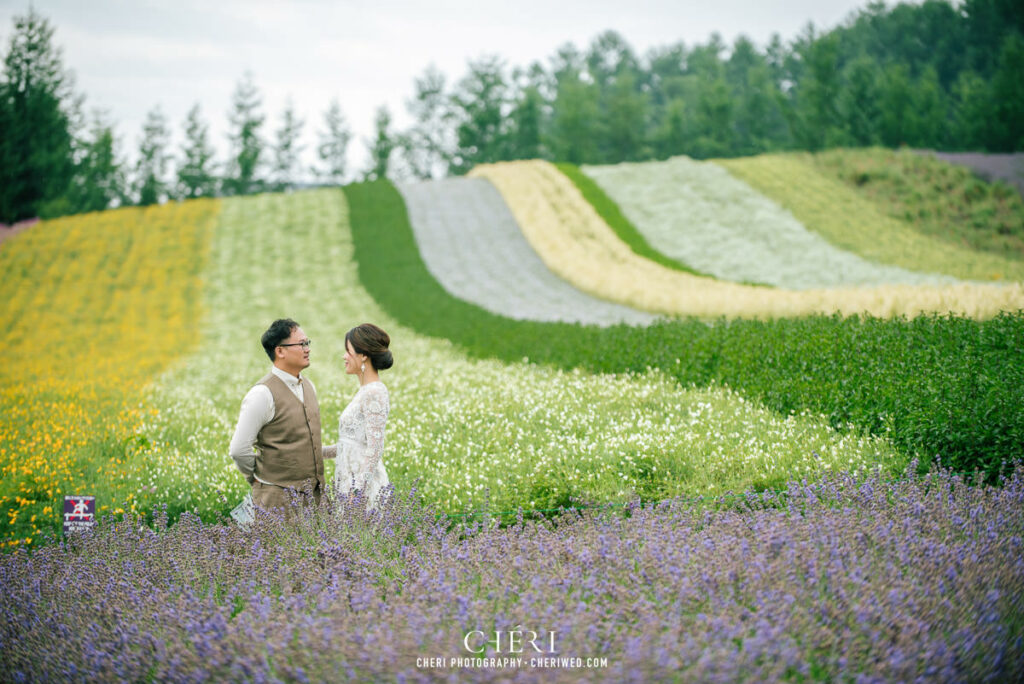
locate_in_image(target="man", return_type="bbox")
[229,318,336,514]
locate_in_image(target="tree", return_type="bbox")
[838,56,881,146]
[726,36,788,155]
[549,75,600,164]
[56,110,126,216]
[507,82,544,160]
[223,72,265,196]
[399,66,453,179]
[271,99,304,192]
[313,98,352,184]
[364,105,395,181]
[988,32,1024,150]
[878,62,914,147]
[0,7,75,223]
[963,0,1024,76]
[133,106,170,205]
[177,103,217,199]
[653,97,688,159]
[686,37,733,158]
[450,55,509,174]
[791,29,844,150]
[906,66,947,148]
[950,70,990,150]
[604,71,648,162]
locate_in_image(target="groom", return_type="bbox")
[229,318,334,513]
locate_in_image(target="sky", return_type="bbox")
[0,0,885,180]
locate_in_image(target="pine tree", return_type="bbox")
[399,67,453,179]
[364,106,395,181]
[271,99,304,192]
[177,103,218,199]
[0,8,75,223]
[313,99,351,184]
[65,111,127,215]
[223,72,265,196]
[134,106,170,205]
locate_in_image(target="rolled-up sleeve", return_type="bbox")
[229,385,274,482]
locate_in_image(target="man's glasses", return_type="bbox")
[279,339,312,349]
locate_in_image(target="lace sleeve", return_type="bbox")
[358,384,389,481]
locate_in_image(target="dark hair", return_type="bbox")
[345,323,393,371]
[261,318,300,361]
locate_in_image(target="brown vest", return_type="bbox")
[253,373,324,491]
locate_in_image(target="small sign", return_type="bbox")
[63,495,96,535]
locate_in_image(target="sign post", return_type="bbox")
[63,495,96,535]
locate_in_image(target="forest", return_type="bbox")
[1,0,1022,224]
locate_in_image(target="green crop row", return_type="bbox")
[346,180,1024,481]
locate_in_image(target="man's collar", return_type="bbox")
[271,366,301,386]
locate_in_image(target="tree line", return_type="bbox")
[2,0,1022,224]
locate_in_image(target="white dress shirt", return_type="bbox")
[229,367,334,484]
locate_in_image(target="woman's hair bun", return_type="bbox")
[371,349,394,371]
[346,323,394,371]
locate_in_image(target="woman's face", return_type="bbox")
[344,339,363,375]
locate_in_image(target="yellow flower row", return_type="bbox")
[0,200,218,546]
[469,160,1024,319]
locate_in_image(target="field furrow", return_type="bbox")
[583,156,955,289]
[470,160,1024,319]
[398,177,654,326]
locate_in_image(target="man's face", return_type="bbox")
[277,326,311,372]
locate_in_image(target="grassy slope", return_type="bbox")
[717,153,1024,282]
[812,147,1024,260]
[345,179,1024,481]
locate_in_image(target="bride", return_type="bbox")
[331,323,393,509]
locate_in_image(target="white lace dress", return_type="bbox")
[334,381,390,508]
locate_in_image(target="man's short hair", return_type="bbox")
[261,318,300,361]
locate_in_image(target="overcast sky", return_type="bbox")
[1,0,887,180]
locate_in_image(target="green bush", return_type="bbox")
[345,180,1024,481]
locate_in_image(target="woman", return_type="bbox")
[332,323,393,509]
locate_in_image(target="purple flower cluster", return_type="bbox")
[2,463,1022,683]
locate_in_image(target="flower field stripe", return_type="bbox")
[140,185,905,518]
[581,156,956,289]
[0,199,219,546]
[555,162,711,278]
[470,159,1024,319]
[716,153,1024,282]
[346,178,1024,481]
[397,177,655,326]
[2,464,1021,681]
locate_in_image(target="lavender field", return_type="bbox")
[2,462,1022,682]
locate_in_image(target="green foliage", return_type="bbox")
[222,72,265,196]
[0,7,74,223]
[364,105,395,181]
[314,98,352,184]
[134,106,171,206]
[41,111,128,218]
[812,147,1024,260]
[449,55,510,174]
[345,179,1024,482]
[270,99,305,192]
[177,103,218,199]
